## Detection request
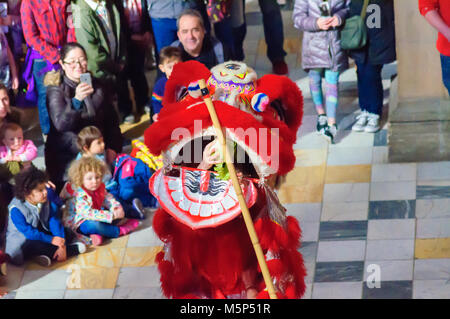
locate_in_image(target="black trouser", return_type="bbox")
[118,42,150,117]
[20,228,79,265]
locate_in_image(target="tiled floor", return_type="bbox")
[1,0,450,299]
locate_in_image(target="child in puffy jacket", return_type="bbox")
[293,0,350,144]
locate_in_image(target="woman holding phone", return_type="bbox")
[44,42,123,192]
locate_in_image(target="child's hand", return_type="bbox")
[317,17,333,30]
[46,180,56,190]
[113,206,125,220]
[51,236,65,248]
[53,246,67,262]
[152,113,159,122]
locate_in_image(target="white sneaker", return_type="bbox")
[34,255,52,267]
[364,113,380,133]
[69,242,87,254]
[352,110,369,132]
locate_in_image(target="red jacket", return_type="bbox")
[21,0,76,64]
[419,0,450,56]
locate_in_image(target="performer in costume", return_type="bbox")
[145,60,306,299]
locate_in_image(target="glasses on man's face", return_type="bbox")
[63,57,88,67]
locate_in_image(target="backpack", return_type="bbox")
[108,154,157,208]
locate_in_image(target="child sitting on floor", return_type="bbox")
[4,167,86,267]
[0,122,37,181]
[72,125,146,216]
[76,125,114,185]
[64,157,141,246]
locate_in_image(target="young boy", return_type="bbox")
[0,122,37,181]
[151,46,182,122]
[5,167,86,266]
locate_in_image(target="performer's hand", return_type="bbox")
[198,141,222,170]
[246,287,258,299]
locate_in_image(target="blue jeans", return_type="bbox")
[151,18,178,54]
[32,59,50,134]
[441,54,450,94]
[78,221,120,238]
[355,61,384,116]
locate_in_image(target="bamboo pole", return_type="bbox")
[198,79,278,299]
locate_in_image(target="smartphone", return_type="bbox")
[80,72,92,86]
[319,1,331,17]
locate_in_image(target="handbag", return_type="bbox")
[340,0,370,50]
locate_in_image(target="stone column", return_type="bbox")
[388,1,450,163]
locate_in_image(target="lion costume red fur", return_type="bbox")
[144,61,306,299]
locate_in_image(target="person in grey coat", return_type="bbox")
[293,0,350,143]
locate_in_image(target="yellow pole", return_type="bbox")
[198,79,278,299]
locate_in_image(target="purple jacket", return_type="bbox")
[293,0,350,72]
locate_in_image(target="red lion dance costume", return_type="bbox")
[144,61,306,299]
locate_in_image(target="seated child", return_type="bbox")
[4,167,86,267]
[0,122,37,181]
[151,46,182,122]
[73,125,146,216]
[76,125,113,184]
[65,157,141,246]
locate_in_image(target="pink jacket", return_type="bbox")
[0,140,37,164]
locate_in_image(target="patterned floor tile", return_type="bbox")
[416,218,450,239]
[417,162,450,181]
[304,261,315,284]
[371,163,416,182]
[366,240,415,260]
[367,219,416,240]
[116,267,160,288]
[368,200,416,220]
[372,146,389,164]
[122,247,163,267]
[312,282,362,299]
[74,248,126,269]
[15,289,66,299]
[321,202,368,221]
[294,148,328,167]
[283,166,326,187]
[362,281,412,299]
[278,184,324,204]
[302,283,313,299]
[414,259,450,280]
[317,240,366,262]
[0,264,25,292]
[113,287,166,299]
[314,261,364,282]
[415,238,450,259]
[323,183,370,203]
[373,130,388,147]
[319,221,368,241]
[300,222,320,242]
[325,165,371,184]
[329,132,375,148]
[19,270,70,291]
[416,180,450,199]
[67,267,120,290]
[363,260,414,281]
[298,241,318,264]
[285,203,322,223]
[64,289,115,299]
[413,280,450,299]
[370,181,416,201]
[416,199,450,219]
[327,147,373,166]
